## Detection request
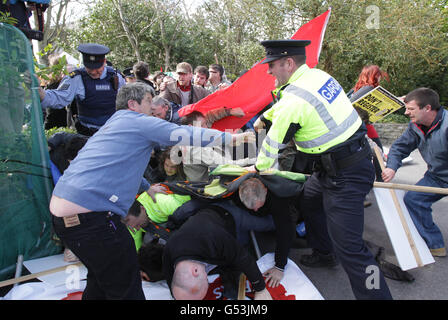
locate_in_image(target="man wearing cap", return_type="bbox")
[160,62,209,107]
[253,40,392,299]
[39,43,126,136]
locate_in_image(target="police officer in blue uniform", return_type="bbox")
[122,67,136,83]
[39,43,126,136]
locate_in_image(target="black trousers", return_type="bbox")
[52,212,145,300]
[299,157,393,300]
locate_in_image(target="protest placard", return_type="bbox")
[352,86,405,123]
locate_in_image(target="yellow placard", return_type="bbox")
[352,86,405,123]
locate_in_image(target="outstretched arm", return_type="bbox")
[205,107,245,128]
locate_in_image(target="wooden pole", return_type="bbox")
[374,181,448,195]
[238,231,260,300]
[238,273,246,300]
[373,146,423,267]
[0,262,83,288]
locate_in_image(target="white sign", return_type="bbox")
[373,188,434,270]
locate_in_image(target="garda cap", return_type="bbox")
[122,67,135,78]
[77,43,110,69]
[260,39,311,64]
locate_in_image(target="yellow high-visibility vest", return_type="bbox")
[129,227,145,252]
[137,192,191,224]
[256,64,361,171]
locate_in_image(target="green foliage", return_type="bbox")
[291,0,448,106]
[43,0,447,121]
[44,126,76,140]
[0,9,18,25]
[34,43,68,82]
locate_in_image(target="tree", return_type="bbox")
[197,0,279,79]
[65,0,156,69]
[32,0,91,66]
[284,0,448,104]
[42,0,447,106]
[109,0,158,62]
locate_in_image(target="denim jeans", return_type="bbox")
[404,172,447,250]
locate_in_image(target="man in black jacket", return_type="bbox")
[163,206,272,300]
[230,177,299,288]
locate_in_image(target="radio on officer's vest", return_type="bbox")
[112,73,119,91]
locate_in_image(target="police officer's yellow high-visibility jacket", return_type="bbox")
[256,64,362,171]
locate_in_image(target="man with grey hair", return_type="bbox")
[151,96,182,124]
[50,81,254,300]
[238,178,268,212]
[230,176,300,288]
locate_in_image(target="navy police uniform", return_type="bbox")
[257,40,392,300]
[41,43,125,136]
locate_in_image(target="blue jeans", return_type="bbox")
[404,172,447,249]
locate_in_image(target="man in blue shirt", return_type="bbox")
[38,43,126,136]
[49,82,253,299]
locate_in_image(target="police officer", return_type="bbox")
[39,43,126,136]
[253,40,392,300]
[122,67,136,83]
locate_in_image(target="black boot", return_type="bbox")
[300,249,339,268]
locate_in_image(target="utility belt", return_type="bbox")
[310,137,372,177]
[53,211,117,229]
[74,116,99,137]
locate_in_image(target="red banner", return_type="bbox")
[178,8,332,132]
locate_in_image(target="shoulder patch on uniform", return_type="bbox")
[57,82,70,91]
[318,77,342,104]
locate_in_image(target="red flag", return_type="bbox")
[178,8,332,132]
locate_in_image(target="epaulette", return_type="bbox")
[69,70,82,78]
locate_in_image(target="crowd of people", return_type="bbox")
[38,41,447,301]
